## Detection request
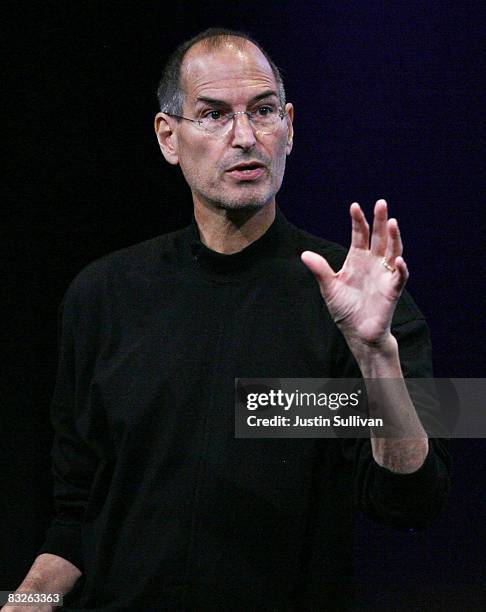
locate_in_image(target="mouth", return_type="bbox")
[226,162,266,181]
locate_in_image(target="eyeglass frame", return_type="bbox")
[162,106,287,136]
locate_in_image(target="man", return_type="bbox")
[7,28,451,611]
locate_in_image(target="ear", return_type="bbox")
[285,103,294,156]
[154,112,179,165]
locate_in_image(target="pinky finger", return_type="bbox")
[394,256,409,289]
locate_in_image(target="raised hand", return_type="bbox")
[301,199,408,349]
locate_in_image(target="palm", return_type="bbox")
[302,200,408,346]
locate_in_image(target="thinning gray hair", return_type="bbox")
[156,28,286,121]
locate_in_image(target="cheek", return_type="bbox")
[271,138,288,172]
[179,142,218,181]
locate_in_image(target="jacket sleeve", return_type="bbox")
[37,280,100,571]
[341,312,452,530]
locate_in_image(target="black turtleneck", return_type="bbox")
[38,207,451,611]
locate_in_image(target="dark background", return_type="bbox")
[3,1,485,609]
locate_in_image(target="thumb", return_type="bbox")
[301,251,335,285]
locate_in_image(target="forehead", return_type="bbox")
[181,39,277,107]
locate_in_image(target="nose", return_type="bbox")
[230,112,256,150]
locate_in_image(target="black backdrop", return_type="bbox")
[3,1,485,608]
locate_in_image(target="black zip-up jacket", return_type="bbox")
[39,207,451,610]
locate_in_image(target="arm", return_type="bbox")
[302,199,451,527]
[30,277,100,607]
[2,554,81,611]
[350,334,428,473]
[302,199,430,472]
[35,286,99,570]
[342,319,451,529]
[334,314,452,528]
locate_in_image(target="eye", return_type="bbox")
[203,110,224,121]
[256,105,275,116]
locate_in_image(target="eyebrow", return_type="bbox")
[194,90,279,108]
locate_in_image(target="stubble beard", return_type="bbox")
[196,177,274,212]
[187,149,287,213]
[213,196,267,212]
[202,164,286,213]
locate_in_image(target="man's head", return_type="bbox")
[154,28,294,213]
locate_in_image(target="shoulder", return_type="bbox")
[61,227,187,308]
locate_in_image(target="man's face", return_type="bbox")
[155,40,294,212]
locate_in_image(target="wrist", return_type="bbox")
[346,332,398,361]
[345,333,403,379]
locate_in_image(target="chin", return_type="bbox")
[214,187,276,212]
[215,200,267,212]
